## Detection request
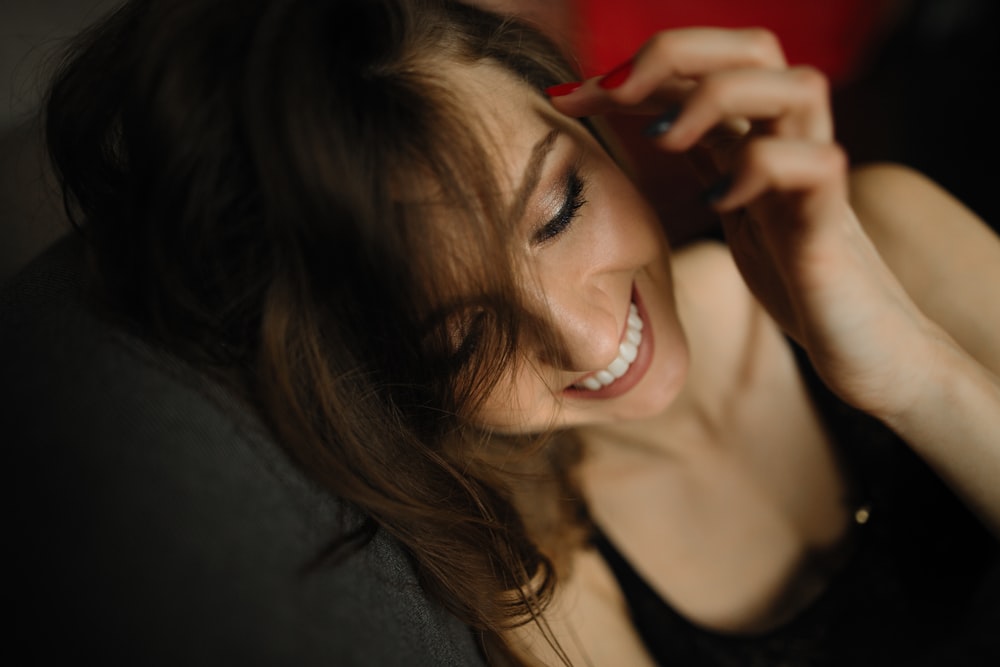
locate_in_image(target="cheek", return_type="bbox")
[599,170,669,257]
[534,180,666,288]
[559,153,671,277]
[472,361,561,434]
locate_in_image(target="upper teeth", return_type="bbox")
[576,303,643,391]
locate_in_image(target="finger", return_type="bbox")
[613,28,789,106]
[653,66,833,154]
[708,138,848,213]
[547,72,692,119]
[549,28,787,118]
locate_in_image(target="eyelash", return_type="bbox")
[533,169,587,245]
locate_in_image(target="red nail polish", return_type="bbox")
[546,81,582,97]
[598,60,634,90]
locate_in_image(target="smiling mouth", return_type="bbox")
[572,301,644,391]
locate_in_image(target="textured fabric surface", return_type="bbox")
[3,236,485,666]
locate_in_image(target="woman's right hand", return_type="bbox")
[546,28,932,419]
[546,28,1000,532]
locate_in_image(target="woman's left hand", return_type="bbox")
[547,28,942,419]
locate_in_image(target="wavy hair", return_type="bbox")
[45,0,587,660]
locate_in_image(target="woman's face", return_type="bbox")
[445,62,690,434]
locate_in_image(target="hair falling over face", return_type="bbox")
[44,0,593,661]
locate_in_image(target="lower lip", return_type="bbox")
[562,286,655,400]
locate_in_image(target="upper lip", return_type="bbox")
[565,290,637,390]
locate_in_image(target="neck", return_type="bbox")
[574,367,720,464]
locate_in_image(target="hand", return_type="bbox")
[547,28,943,418]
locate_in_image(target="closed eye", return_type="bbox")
[532,168,587,245]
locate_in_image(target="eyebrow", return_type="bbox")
[508,128,561,225]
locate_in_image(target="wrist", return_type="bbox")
[877,323,1000,534]
[880,325,1000,434]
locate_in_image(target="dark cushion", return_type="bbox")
[2,235,483,665]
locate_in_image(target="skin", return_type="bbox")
[548,28,1000,535]
[445,28,1000,665]
[442,62,690,432]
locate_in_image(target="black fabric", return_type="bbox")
[590,342,1000,666]
[3,236,485,666]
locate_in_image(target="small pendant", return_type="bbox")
[854,504,872,525]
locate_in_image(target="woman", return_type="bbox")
[39,0,999,664]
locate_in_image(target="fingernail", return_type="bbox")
[702,175,733,206]
[546,81,583,97]
[598,60,634,90]
[643,107,682,137]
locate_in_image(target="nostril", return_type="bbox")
[569,301,644,391]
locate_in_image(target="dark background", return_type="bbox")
[1,0,120,283]
[833,0,999,231]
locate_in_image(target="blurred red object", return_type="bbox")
[555,0,900,244]
[574,0,897,86]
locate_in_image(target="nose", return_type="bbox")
[541,283,628,373]
[527,154,663,375]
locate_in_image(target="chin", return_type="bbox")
[612,328,690,422]
[565,322,690,428]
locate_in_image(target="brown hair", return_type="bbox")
[45,0,587,658]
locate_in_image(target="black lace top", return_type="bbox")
[590,343,1000,666]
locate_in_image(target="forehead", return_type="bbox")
[439,61,571,188]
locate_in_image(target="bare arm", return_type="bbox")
[851,163,1000,534]
[548,28,1000,533]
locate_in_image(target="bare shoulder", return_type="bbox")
[671,239,751,313]
[850,161,968,209]
[849,163,999,285]
[850,162,992,249]
[671,239,766,346]
[850,163,1000,373]
[670,240,783,399]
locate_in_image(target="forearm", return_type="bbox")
[844,165,1000,533]
[851,164,1000,377]
[882,330,1000,536]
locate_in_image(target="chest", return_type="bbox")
[577,331,857,635]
